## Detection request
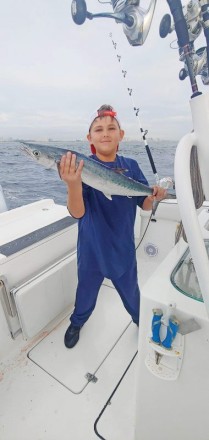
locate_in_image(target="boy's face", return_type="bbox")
[87,116,124,160]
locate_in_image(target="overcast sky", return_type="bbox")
[0,0,207,141]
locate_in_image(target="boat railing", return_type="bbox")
[175,92,209,318]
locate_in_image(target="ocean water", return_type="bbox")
[0,140,176,210]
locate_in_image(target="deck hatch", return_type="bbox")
[28,285,131,394]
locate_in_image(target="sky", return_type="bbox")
[0,0,208,141]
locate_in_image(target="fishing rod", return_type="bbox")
[167,0,200,97]
[160,0,209,88]
[110,32,176,195]
[109,32,176,223]
[71,0,209,92]
[71,1,177,190]
[109,32,160,184]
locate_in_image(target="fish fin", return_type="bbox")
[112,168,129,174]
[103,193,112,200]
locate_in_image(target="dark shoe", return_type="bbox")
[64,324,80,348]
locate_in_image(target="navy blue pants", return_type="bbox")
[70,262,140,327]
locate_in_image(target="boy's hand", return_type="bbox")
[151,185,167,201]
[145,185,167,205]
[59,152,84,186]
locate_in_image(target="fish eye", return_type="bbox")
[33,150,40,156]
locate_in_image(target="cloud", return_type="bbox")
[0,113,10,122]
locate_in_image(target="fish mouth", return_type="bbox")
[20,144,33,157]
[20,142,57,170]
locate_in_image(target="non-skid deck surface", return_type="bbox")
[28,284,131,393]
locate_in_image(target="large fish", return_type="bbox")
[20,142,170,200]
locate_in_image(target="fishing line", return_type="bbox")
[94,350,138,439]
[109,32,160,184]
[135,211,153,251]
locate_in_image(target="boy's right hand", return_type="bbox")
[59,152,84,186]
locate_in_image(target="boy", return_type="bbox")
[60,105,166,348]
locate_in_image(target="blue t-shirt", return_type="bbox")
[77,154,149,280]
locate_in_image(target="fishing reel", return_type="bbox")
[160,0,209,87]
[71,0,157,46]
[158,176,175,190]
[179,45,209,84]
[160,0,202,42]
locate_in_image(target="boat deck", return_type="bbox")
[0,199,183,440]
[0,281,138,440]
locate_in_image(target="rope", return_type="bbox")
[190,145,205,209]
[175,144,205,243]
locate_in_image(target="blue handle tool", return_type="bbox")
[161,315,179,349]
[151,308,163,344]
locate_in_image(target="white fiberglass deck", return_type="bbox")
[0,199,182,440]
[0,282,138,440]
[28,285,135,394]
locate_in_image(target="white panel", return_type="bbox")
[13,254,77,338]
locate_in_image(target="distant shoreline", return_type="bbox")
[0,138,177,144]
